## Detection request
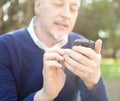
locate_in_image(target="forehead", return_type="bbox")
[49,0,80,4]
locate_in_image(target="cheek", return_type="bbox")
[39,12,53,26]
[39,6,56,21]
[70,16,78,27]
[43,10,58,23]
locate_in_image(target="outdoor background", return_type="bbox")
[0,0,120,101]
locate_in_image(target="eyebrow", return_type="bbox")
[51,0,80,7]
[52,0,64,2]
[50,0,64,4]
[71,0,80,6]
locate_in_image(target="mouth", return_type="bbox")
[55,22,68,30]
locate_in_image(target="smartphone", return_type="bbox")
[73,39,95,49]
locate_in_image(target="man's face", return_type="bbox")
[35,0,80,40]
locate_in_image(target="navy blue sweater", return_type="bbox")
[0,28,108,101]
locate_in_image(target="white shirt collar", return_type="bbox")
[27,17,68,50]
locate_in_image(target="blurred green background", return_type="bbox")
[0,0,120,101]
[101,59,120,101]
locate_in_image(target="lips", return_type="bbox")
[55,22,68,30]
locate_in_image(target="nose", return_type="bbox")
[61,5,71,18]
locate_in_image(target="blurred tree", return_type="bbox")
[73,0,120,58]
[25,0,34,24]
[108,0,120,58]
[0,0,34,34]
[74,0,115,40]
[0,4,4,32]
[0,0,8,33]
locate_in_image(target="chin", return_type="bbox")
[51,33,67,41]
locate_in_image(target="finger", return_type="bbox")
[44,61,62,70]
[63,59,89,78]
[95,39,102,54]
[44,52,64,61]
[63,58,100,84]
[71,46,96,59]
[65,49,93,66]
[63,54,88,73]
[45,47,65,55]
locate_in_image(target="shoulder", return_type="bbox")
[0,28,29,43]
[68,32,88,43]
[69,32,87,40]
[0,28,28,39]
[63,32,88,48]
[0,28,31,51]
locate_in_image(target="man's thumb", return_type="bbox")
[95,39,102,54]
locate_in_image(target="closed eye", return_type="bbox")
[51,0,64,7]
[70,5,79,12]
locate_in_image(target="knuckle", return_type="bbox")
[77,55,83,62]
[83,73,89,79]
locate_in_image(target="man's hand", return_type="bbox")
[63,39,102,90]
[38,47,66,100]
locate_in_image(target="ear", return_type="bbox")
[34,0,40,15]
